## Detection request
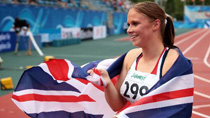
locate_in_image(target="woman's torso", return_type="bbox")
[120,48,168,103]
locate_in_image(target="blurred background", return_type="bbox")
[0,0,210,37]
[0,0,210,117]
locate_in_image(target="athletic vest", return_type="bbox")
[120,48,168,103]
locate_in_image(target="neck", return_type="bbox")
[141,41,165,61]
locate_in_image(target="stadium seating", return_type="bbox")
[1,0,127,11]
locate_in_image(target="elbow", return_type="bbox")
[111,106,123,112]
[110,101,127,112]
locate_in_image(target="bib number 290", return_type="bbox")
[123,81,149,99]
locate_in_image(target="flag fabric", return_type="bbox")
[11,48,193,118]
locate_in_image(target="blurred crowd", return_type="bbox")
[102,0,128,11]
[0,0,129,12]
[1,0,79,7]
[2,0,39,5]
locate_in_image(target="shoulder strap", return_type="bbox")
[135,53,143,70]
[159,48,169,78]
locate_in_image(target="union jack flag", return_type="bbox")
[12,48,193,118]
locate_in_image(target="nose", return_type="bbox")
[127,26,132,34]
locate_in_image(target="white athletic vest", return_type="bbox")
[120,48,168,103]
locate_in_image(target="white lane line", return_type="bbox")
[175,28,200,39]
[194,74,210,84]
[192,111,210,118]
[179,29,210,118]
[187,57,200,60]
[194,91,210,99]
[193,104,210,109]
[183,30,210,55]
[175,29,205,46]
[204,45,210,68]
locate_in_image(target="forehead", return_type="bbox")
[127,8,149,22]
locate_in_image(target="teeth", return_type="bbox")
[131,36,137,38]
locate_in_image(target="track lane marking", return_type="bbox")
[175,28,200,39]
[194,91,210,99]
[204,45,210,68]
[193,104,210,109]
[175,29,205,46]
[176,29,210,117]
[192,111,210,118]
[183,30,210,55]
[194,74,210,84]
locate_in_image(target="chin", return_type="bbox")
[132,42,141,47]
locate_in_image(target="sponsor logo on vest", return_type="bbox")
[131,73,146,80]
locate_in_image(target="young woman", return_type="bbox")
[88,1,192,116]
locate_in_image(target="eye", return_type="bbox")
[127,23,130,27]
[132,21,139,26]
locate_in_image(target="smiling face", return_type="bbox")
[127,8,155,47]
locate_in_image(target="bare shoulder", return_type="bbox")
[115,48,142,90]
[126,48,141,57]
[162,48,179,76]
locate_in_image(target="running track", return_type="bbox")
[175,29,210,118]
[0,29,210,118]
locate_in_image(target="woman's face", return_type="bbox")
[127,8,154,47]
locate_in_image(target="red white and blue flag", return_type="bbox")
[12,48,194,118]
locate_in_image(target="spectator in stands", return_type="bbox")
[12,0,20,4]
[118,0,126,11]
[1,0,10,3]
[118,0,123,6]
[26,0,38,5]
[69,0,75,5]
[104,0,111,6]
[111,0,118,11]
[57,0,67,7]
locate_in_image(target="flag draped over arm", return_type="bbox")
[11,48,194,118]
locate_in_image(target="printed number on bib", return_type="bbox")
[123,81,149,100]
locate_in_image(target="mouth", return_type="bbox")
[130,35,138,41]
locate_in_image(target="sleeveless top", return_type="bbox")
[120,47,169,103]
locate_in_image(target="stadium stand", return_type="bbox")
[0,0,130,41]
[0,0,130,11]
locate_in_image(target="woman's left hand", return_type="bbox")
[87,68,111,87]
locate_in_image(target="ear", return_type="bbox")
[153,19,161,31]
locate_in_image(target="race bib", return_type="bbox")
[121,71,159,103]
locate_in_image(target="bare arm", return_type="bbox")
[88,48,141,111]
[98,48,141,111]
[103,63,128,111]
[87,61,128,111]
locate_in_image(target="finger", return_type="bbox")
[87,70,93,75]
[93,68,101,76]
